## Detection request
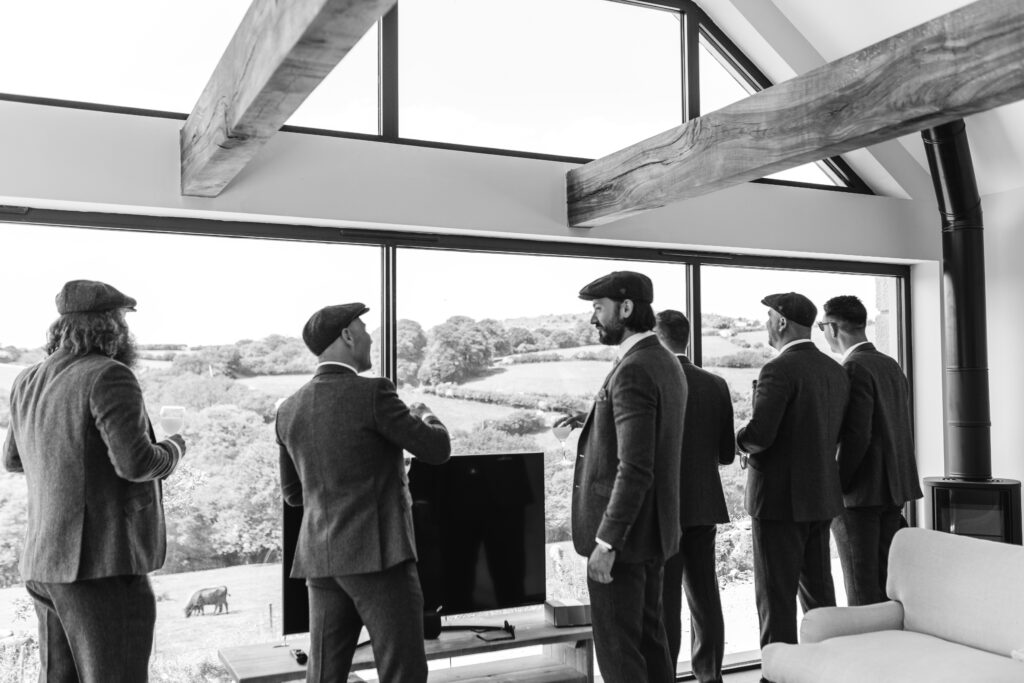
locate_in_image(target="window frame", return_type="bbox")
[0,207,912,675]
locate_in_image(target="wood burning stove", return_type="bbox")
[924,477,1022,544]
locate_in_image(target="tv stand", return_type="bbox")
[218,606,593,682]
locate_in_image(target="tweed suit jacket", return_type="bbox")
[2,350,182,582]
[738,342,849,522]
[276,365,451,578]
[677,356,734,527]
[572,335,687,563]
[837,343,923,508]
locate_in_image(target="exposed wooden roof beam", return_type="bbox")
[181,0,394,197]
[567,0,1024,227]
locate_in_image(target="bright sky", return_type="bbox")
[0,223,890,348]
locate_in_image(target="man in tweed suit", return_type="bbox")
[656,310,734,683]
[821,295,921,606]
[3,280,186,682]
[277,303,451,683]
[737,292,849,647]
[558,271,687,683]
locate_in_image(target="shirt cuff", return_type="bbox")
[595,538,615,552]
[165,437,183,461]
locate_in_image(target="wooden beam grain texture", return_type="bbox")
[567,0,1024,227]
[181,0,395,197]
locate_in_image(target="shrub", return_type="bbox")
[483,410,546,436]
[706,348,774,368]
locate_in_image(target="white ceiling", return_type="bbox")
[705,0,1024,198]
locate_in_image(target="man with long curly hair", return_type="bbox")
[3,279,186,682]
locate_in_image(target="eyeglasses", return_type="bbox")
[817,321,838,332]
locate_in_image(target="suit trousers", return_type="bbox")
[25,575,155,683]
[831,504,903,606]
[306,560,426,683]
[588,556,674,683]
[662,524,725,683]
[751,518,836,647]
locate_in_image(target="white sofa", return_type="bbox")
[762,527,1024,683]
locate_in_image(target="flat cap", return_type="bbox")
[762,292,817,328]
[578,271,653,304]
[56,280,137,314]
[302,303,369,356]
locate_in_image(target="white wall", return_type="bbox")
[983,185,1024,488]
[0,101,939,261]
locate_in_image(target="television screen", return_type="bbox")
[281,451,547,636]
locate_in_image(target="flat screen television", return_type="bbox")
[282,451,547,636]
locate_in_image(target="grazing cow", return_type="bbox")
[184,586,229,618]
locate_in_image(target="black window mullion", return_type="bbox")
[682,8,700,121]
[380,4,399,138]
[381,245,399,382]
[688,262,702,365]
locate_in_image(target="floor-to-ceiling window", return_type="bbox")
[0,219,908,681]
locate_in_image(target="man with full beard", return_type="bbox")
[3,280,185,682]
[557,271,687,683]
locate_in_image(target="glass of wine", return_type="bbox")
[159,406,185,436]
[552,423,573,465]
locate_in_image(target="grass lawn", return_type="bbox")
[461,360,608,395]
[236,373,311,398]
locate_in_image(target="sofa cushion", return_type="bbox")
[887,528,1024,658]
[762,630,1024,683]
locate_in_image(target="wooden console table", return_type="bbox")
[218,606,593,682]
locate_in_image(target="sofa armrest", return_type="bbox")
[800,600,904,643]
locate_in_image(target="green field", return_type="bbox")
[236,373,310,397]
[462,360,608,395]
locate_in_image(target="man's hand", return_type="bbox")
[408,402,433,421]
[554,412,587,430]
[167,434,187,458]
[587,545,615,584]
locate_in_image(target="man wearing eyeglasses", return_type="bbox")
[737,292,849,647]
[820,295,922,606]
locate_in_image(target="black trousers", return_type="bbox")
[25,575,155,683]
[588,556,674,683]
[662,524,725,683]
[306,560,426,683]
[751,518,836,647]
[831,504,903,606]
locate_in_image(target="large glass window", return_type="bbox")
[398,0,682,158]
[0,1,252,112]
[0,224,907,681]
[396,249,686,678]
[0,223,380,681]
[690,265,901,667]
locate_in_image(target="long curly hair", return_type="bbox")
[45,310,137,366]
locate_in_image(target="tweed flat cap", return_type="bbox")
[56,280,137,314]
[302,303,369,355]
[762,292,817,328]
[578,271,654,304]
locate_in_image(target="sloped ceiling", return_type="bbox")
[702,0,1024,199]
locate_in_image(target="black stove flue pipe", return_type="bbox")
[922,119,991,481]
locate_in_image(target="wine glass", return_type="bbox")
[552,423,573,465]
[159,406,185,436]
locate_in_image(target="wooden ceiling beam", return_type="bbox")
[181,0,395,197]
[567,0,1024,227]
